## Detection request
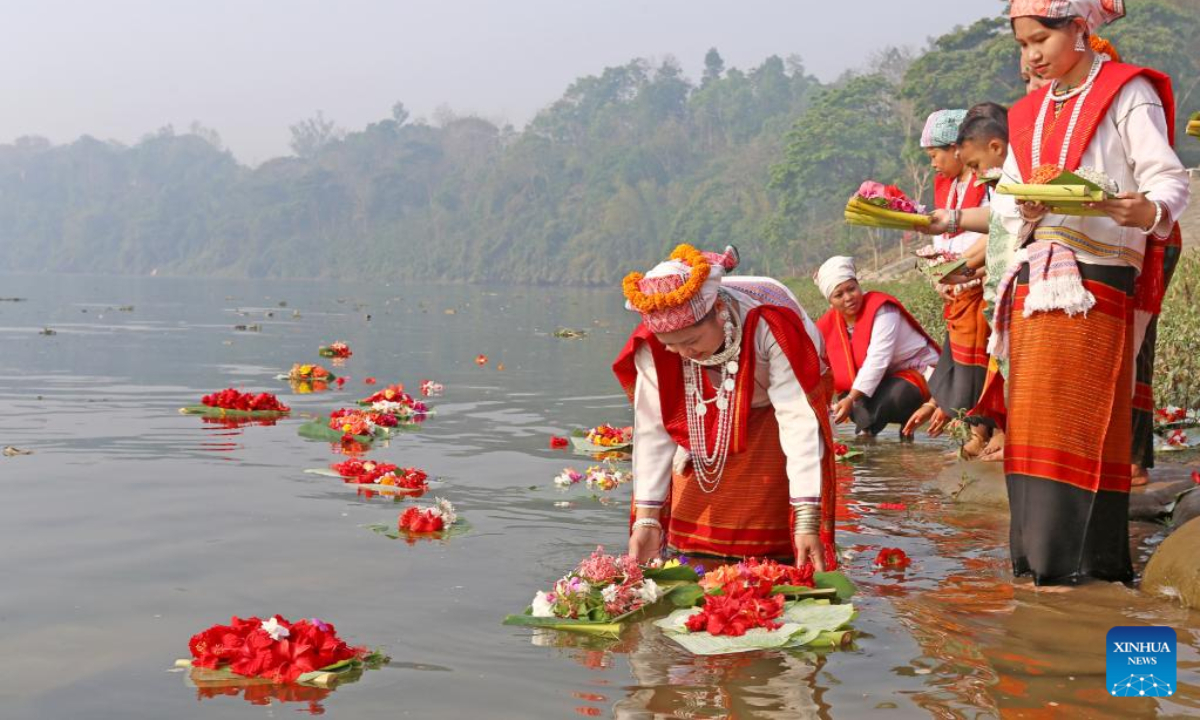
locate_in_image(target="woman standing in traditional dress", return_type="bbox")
[813,256,941,438]
[909,109,995,456]
[613,245,837,570]
[991,0,1190,584]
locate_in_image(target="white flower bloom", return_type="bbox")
[432,497,457,526]
[638,579,661,603]
[553,471,575,488]
[371,400,405,414]
[260,617,290,641]
[531,591,555,617]
[601,584,620,604]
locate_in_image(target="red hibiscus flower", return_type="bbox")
[399,507,445,533]
[335,377,346,388]
[684,581,785,637]
[363,377,376,385]
[550,436,570,449]
[200,389,290,413]
[874,547,912,569]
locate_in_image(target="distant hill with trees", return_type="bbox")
[1,2,1196,284]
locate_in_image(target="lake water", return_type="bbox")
[0,273,1197,719]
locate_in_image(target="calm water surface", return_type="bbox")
[0,273,1196,719]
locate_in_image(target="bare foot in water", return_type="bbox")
[1131,463,1149,488]
[979,431,1005,462]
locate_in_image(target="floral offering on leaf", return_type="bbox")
[187,615,371,684]
[398,497,458,533]
[1166,429,1189,448]
[318,342,352,359]
[287,363,333,382]
[874,547,911,569]
[914,244,971,286]
[997,165,1117,215]
[377,467,429,491]
[328,409,379,437]
[420,379,444,397]
[585,424,633,448]
[845,181,930,230]
[832,442,863,462]
[1154,405,1199,434]
[359,384,430,420]
[698,557,814,594]
[585,464,632,491]
[554,468,585,488]
[200,389,290,413]
[330,458,398,484]
[529,546,661,623]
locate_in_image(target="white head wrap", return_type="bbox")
[815,256,858,301]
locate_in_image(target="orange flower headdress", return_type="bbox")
[622,244,739,333]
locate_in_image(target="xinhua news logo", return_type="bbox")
[1107,626,1176,697]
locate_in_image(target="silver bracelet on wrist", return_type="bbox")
[946,209,960,235]
[1140,200,1165,236]
[632,517,663,533]
[793,504,820,534]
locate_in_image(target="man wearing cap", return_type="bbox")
[612,244,837,570]
[814,256,941,437]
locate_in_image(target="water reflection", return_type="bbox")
[2,273,1198,719]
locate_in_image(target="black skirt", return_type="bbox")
[850,374,926,436]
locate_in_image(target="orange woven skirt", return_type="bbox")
[929,285,991,417]
[1004,262,1135,584]
[667,406,833,562]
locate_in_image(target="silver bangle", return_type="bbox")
[793,504,820,534]
[946,209,960,235]
[632,517,663,533]
[1140,200,1165,236]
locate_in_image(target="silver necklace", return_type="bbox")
[1032,53,1106,170]
[683,290,742,493]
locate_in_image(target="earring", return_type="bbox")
[1075,33,1087,51]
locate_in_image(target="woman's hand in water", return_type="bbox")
[831,396,855,424]
[628,524,663,564]
[793,533,826,572]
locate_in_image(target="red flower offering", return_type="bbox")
[874,548,912,569]
[319,341,353,359]
[188,615,369,684]
[201,389,290,413]
[330,458,398,484]
[550,436,570,449]
[363,377,377,385]
[399,506,445,533]
[475,354,488,366]
[336,377,346,388]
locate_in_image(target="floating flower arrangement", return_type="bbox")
[654,557,856,655]
[178,615,386,686]
[553,463,632,492]
[318,341,353,359]
[180,389,291,419]
[364,498,466,542]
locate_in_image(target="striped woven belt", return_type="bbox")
[1032,226,1144,269]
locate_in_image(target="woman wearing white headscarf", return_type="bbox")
[813,256,941,437]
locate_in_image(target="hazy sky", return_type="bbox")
[3,0,1004,164]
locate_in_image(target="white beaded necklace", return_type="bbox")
[683,290,742,493]
[1032,53,1107,169]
